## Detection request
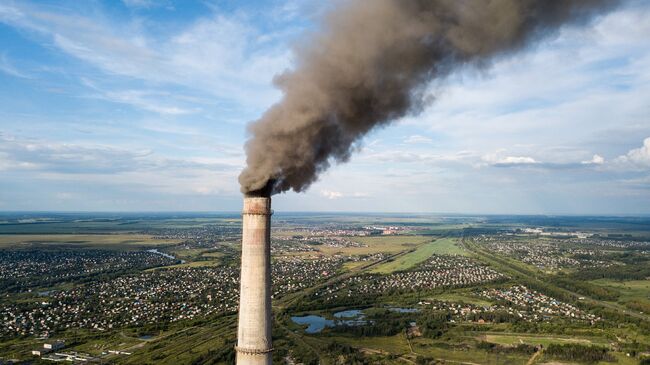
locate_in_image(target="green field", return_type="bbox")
[482,333,605,347]
[591,279,650,313]
[590,279,650,300]
[370,237,465,274]
[319,234,432,256]
[430,292,494,306]
[0,234,181,249]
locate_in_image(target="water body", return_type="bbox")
[291,315,334,334]
[334,309,364,318]
[292,309,368,333]
[147,249,185,263]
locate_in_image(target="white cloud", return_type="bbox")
[0,134,240,175]
[581,154,605,165]
[481,151,537,166]
[403,135,432,144]
[616,137,650,168]
[0,2,291,112]
[321,190,343,200]
[319,190,369,200]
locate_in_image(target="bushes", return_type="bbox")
[477,341,537,355]
[570,263,650,282]
[545,343,615,363]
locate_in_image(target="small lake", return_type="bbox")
[334,309,364,318]
[291,315,334,334]
[292,309,368,333]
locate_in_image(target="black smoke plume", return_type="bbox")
[239,0,620,195]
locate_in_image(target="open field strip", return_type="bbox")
[328,334,411,354]
[370,237,466,274]
[318,234,432,255]
[0,234,181,249]
[482,333,601,346]
[590,279,650,300]
[410,338,529,365]
[431,293,494,306]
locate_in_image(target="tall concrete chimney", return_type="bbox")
[236,192,273,365]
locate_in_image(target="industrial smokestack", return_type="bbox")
[236,185,273,365]
[239,0,620,196]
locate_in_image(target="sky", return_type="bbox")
[0,0,649,214]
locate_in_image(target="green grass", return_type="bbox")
[369,238,466,274]
[0,234,181,249]
[590,279,650,300]
[327,334,411,354]
[319,235,432,256]
[410,337,530,365]
[427,237,467,255]
[431,292,494,306]
[482,333,606,347]
[590,279,650,313]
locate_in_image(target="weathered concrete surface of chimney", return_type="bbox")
[236,196,272,365]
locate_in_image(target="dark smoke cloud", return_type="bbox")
[239,0,620,195]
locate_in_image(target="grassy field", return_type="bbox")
[319,234,432,256]
[369,237,466,274]
[328,334,411,354]
[113,316,237,365]
[590,279,650,300]
[0,234,181,249]
[427,237,467,255]
[430,292,494,306]
[482,333,606,347]
[590,278,650,313]
[538,351,639,365]
[410,337,529,365]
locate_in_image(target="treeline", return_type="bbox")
[477,341,537,356]
[545,343,615,363]
[324,342,369,364]
[331,318,409,337]
[627,300,650,314]
[552,275,619,301]
[570,264,650,282]
[327,310,450,339]
[418,312,450,339]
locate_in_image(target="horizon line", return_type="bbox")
[1,211,650,218]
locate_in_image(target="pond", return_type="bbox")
[292,309,368,333]
[334,309,364,318]
[290,315,334,334]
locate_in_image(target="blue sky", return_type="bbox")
[0,0,649,214]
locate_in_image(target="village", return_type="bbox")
[470,235,622,270]
[0,250,177,293]
[476,285,601,323]
[0,253,352,339]
[312,254,506,302]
